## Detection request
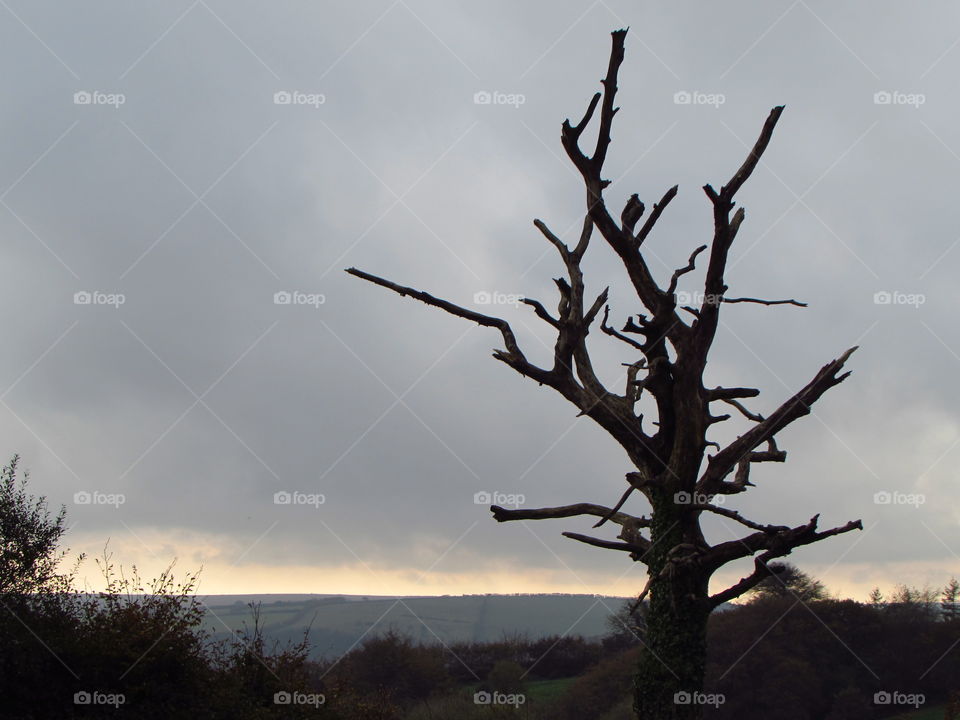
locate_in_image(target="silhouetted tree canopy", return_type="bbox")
[746,561,827,603]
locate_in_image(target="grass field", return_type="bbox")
[523,677,575,704]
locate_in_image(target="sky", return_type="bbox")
[1,0,959,602]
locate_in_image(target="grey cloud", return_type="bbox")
[1,0,958,595]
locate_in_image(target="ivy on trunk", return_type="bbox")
[347,28,862,720]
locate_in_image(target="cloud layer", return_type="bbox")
[1,0,958,599]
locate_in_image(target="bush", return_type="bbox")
[0,456,328,719]
[333,631,450,707]
[484,660,526,695]
[0,455,73,594]
[554,647,638,720]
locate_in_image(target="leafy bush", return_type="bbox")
[0,456,327,719]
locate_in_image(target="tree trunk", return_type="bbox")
[634,498,712,720]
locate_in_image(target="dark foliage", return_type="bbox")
[3,456,958,719]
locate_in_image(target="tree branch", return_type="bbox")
[558,31,690,349]
[592,469,660,528]
[717,105,786,203]
[692,504,790,533]
[592,28,627,173]
[706,515,862,607]
[668,244,708,295]
[721,397,764,422]
[600,307,644,350]
[707,387,760,401]
[635,185,678,246]
[521,298,560,328]
[492,502,652,562]
[723,296,807,307]
[699,347,856,494]
[693,106,786,365]
[491,503,648,529]
[345,268,557,387]
[533,218,569,258]
[562,532,647,557]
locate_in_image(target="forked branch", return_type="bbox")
[706,515,863,607]
[699,347,857,494]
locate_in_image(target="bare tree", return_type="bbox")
[347,28,862,720]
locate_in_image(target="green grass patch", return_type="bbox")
[523,677,575,703]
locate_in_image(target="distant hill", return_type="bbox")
[199,593,630,659]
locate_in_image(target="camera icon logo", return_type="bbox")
[873,91,892,105]
[73,491,92,505]
[473,91,492,105]
[673,91,692,105]
[274,491,292,505]
[873,491,892,505]
[74,691,92,705]
[474,691,492,704]
[274,291,292,305]
[473,291,491,305]
[474,491,492,505]
[74,291,92,305]
[73,91,92,105]
[274,691,292,704]
[273,91,292,105]
[873,291,892,305]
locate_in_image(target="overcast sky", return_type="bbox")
[2,0,959,601]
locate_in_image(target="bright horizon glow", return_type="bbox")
[64,534,955,603]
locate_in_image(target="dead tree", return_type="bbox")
[347,28,861,720]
